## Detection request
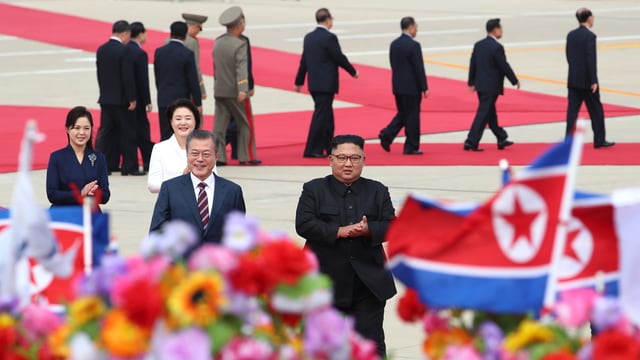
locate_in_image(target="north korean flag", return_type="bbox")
[388,137,579,313]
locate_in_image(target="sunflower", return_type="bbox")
[100,309,150,357]
[168,271,228,327]
[67,296,106,328]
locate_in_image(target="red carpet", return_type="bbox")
[1,3,639,172]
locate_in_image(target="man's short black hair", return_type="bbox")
[112,20,131,34]
[486,18,501,33]
[130,22,146,38]
[331,134,365,151]
[186,129,220,152]
[170,21,188,39]
[400,16,415,31]
[316,8,332,23]
[576,8,593,23]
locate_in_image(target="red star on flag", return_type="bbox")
[564,227,582,262]
[501,195,541,249]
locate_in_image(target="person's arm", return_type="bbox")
[96,153,110,204]
[45,152,77,205]
[141,51,152,109]
[468,45,477,89]
[147,144,162,193]
[411,41,428,93]
[327,34,357,77]
[150,181,171,233]
[294,44,307,89]
[586,33,598,90]
[295,181,340,245]
[185,52,202,106]
[365,184,395,246]
[496,44,518,86]
[235,41,249,100]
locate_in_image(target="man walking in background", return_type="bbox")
[213,6,261,166]
[95,20,142,176]
[154,21,201,141]
[464,18,519,152]
[295,8,359,158]
[565,8,614,148]
[182,13,209,102]
[127,21,154,173]
[378,16,428,155]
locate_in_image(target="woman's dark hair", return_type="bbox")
[65,106,94,150]
[165,98,201,134]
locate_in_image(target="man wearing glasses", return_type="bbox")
[150,130,246,253]
[295,134,397,358]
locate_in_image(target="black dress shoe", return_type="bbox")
[303,153,326,158]
[594,141,615,149]
[378,132,391,152]
[497,140,514,150]
[216,161,227,166]
[403,150,424,155]
[239,160,262,165]
[463,142,484,152]
[121,171,146,176]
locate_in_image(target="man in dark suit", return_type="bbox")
[464,18,519,152]
[154,21,202,141]
[150,130,246,249]
[95,20,143,176]
[295,8,359,158]
[565,8,614,148]
[295,134,397,358]
[127,22,154,172]
[378,17,428,155]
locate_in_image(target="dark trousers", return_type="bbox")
[381,94,422,153]
[96,104,138,173]
[225,119,238,160]
[565,87,606,144]
[158,106,171,141]
[304,92,335,156]
[336,276,387,358]
[465,92,508,146]
[134,104,154,171]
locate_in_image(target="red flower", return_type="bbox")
[541,351,577,360]
[229,254,271,295]
[397,289,427,323]
[261,241,313,287]
[0,326,18,355]
[116,277,163,329]
[593,329,640,360]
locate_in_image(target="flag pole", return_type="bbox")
[543,120,586,308]
[82,196,93,275]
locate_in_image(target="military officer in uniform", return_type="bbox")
[182,13,208,101]
[212,6,261,166]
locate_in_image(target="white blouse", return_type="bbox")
[147,135,187,193]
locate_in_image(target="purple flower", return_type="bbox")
[222,212,259,252]
[141,220,199,259]
[0,295,19,315]
[479,321,503,360]
[156,327,211,360]
[591,296,623,331]
[75,253,127,298]
[303,307,353,359]
[577,342,593,360]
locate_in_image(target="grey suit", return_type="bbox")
[149,173,246,252]
[213,33,257,163]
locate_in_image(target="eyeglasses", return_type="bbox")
[331,154,364,164]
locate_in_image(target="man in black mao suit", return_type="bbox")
[150,130,246,252]
[127,22,154,172]
[464,18,519,152]
[565,8,614,148]
[154,21,202,141]
[95,20,142,176]
[295,134,397,358]
[295,8,359,158]
[379,17,428,155]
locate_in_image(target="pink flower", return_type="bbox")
[443,344,482,360]
[20,304,63,339]
[188,244,238,274]
[219,337,275,360]
[350,333,380,360]
[422,311,449,333]
[554,288,597,328]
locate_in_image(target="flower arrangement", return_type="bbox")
[397,288,640,360]
[0,213,380,359]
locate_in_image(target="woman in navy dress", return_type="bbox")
[46,106,110,208]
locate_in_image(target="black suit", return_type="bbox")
[465,36,518,147]
[150,173,246,252]
[295,175,397,356]
[127,40,154,170]
[154,40,202,141]
[95,38,138,174]
[380,33,428,153]
[295,27,357,156]
[565,25,606,144]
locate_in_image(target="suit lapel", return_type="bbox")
[206,176,227,236]
[180,175,202,230]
